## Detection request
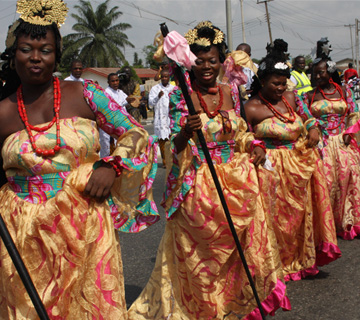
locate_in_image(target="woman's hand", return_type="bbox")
[174,112,202,153]
[343,134,352,146]
[307,127,320,148]
[251,146,266,166]
[83,163,116,202]
[185,113,202,134]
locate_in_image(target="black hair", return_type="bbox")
[70,59,83,68]
[251,39,290,96]
[107,72,118,81]
[0,20,62,100]
[236,43,250,50]
[312,37,341,85]
[313,58,342,86]
[294,55,305,64]
[189,24,227,64]
[160,68,169,76]
[120,66,131,73]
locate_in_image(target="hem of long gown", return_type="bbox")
[337,225,360,240]
[316,241,342,266]
[284,264,319,282]
[284,241,342,281]
[243,279,291,320]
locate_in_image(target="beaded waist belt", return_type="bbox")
[8,172,71,203]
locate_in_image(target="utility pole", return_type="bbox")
[225,0,233,51]
[240,0,246,43]
[344,24,355,65]
[257,0,273,44]
[356,19,359,75]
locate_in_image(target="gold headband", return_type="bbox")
[5,0,68,50]
[17,0,68,27]
[184,21,225,47]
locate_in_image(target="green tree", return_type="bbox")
[118,61,141,84]
[58,38,78,77]
[133,52,144,68]
[62,0,134,67]
[143,45,159,69]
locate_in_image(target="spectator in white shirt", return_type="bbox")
[105,73,128,106]
[149,69,174,168]
[99,73,134,158]
[64,60,84,82]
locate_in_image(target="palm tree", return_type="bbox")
[62,0,134,67]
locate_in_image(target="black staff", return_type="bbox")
[160,23,266,319]
[0,214,49,319]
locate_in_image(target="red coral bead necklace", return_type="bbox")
[310,79,348,130]
[316,79,346,103]
[193,82,224,118]
[17,77,61,157]
[258,91,296,123]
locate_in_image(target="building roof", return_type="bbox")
[82,67,158,79]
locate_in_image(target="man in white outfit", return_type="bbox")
[105,73,129,106]
[149,69,174,168]
[99,73,131,158]
[64,60,84,82]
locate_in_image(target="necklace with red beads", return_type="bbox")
[17,77,61,157]
[193,82,224,118]
[310,79,348,130]
[316,79,346,103]
[258,91,296,123]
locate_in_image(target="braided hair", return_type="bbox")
[251,39,290,96]
[0,20,62,100]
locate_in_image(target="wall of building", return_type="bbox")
[81,72,108,90]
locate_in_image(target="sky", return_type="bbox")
[0,0,359,66]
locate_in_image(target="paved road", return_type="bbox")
[119,122,360,320]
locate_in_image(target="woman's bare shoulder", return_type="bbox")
[59,80,96,120]
[0,93,23,143]
[244,96,261,112]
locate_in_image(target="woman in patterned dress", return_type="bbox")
[244,40,340,281]
[0,1,159,318]
[297,44,360,240]
[129,21,290,320]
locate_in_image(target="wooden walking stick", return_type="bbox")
[160,23,266,319]
[0,215,49,319]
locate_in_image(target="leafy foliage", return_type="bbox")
[133,52,144,68]
[62,0,134,68]
[143,45,159,69]
[58,38,78,77]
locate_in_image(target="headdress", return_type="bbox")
[5,0,68,49]
[184,21,225,47]
[313,37,336,73]
[256,39,290,81]
[259,61,289,71]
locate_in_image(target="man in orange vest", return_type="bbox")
[290,56,312,94]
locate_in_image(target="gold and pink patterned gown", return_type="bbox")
[0,81,159,319]
[252,110,341,281]
[298,87,360,240]
[129,84,290,320]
